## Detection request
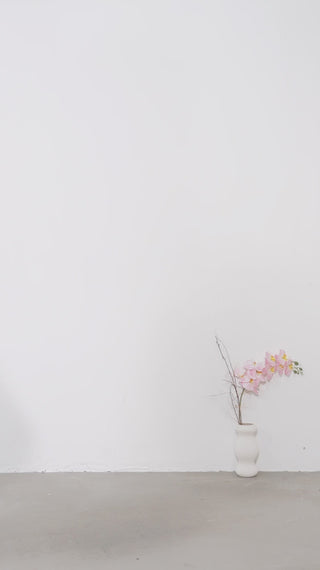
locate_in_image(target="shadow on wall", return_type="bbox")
[0,381,32,472]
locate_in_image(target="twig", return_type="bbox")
[215,335,245,424]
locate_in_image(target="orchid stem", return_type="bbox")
[239,388,245,425]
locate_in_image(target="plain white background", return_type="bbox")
[0,0,319,472]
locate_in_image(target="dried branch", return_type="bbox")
[215,335,245,424]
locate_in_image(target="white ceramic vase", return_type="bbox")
[234,423,259,477]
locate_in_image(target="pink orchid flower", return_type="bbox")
[234,367,245,381]
[255,361,265,379]
[275,350,290,376]
[262,364,274,382]
[264,352,277,379]
[239,371,260,395]
[265,352,276,366]
[244,360,256,371]
[284,360,293,377]
[276,349,288,364]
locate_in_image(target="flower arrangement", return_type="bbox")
[216,337,303,425]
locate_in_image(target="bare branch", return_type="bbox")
[215,335,245,424]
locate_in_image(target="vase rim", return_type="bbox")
[235,422,257,431]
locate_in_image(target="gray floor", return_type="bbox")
[1,473,319,570]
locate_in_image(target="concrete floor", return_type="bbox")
[1,473,319,570]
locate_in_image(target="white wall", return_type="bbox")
[0,0,319,472]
